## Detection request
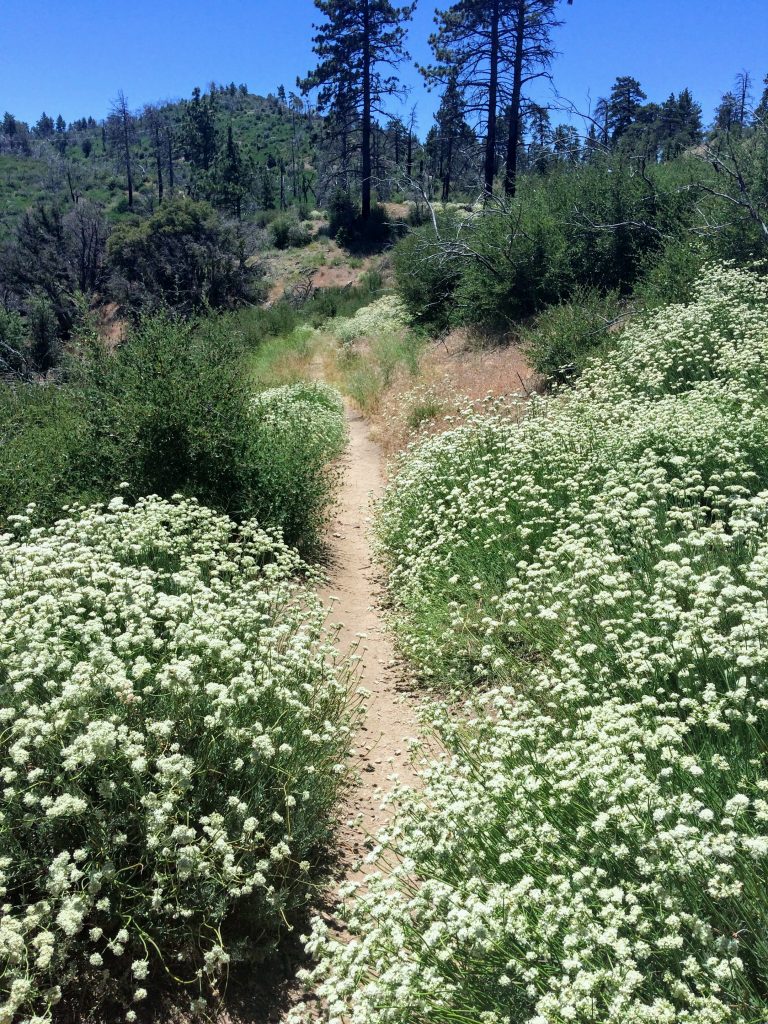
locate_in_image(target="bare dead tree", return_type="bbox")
[107,91,135,209]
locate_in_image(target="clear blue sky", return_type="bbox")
[1,0,767,133]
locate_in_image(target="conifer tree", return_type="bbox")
[434,75,466,200]
[422,0,562,198]
[607,75,646,140]
[299,0,414,219]
[107,91,135,209]
[755,75,768,123]
[181,87,218,171]
[212,125,253,220]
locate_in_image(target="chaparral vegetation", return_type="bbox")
[4,1,768,1022]
[0,496,358,1022]
[295,264,768,1023]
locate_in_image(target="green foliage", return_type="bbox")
[634,237,710,309]
[306,265,768,1022]
[107,197,264,314]
[393,217,461,330]
[327,189,359,239]
[522,287,622,382]
[0,495,356,1021]
[0,384,96,516]
[0,315,346,552]
[392,153,768,334]
[329,297,422,413]
[270,213,312,249]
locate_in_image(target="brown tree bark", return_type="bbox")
[483,0,500,196]
[504,0,526,196]
[361,0,372,218]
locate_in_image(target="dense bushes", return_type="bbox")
[521,287,622,381]
[0,316,346,550]
[298,265,768,1023]
[393,154,768,339]
[107,197,265,314]
[0,495,356,1021]
[269,213,312,249]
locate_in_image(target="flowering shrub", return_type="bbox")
[296,265,768,1022]
[0,317,348,554]
[329,295,410,344]
[249,380,347,553]
[0,495,357,1022]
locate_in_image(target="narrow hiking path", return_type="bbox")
[319,400,421,867]
[222,398,423,1024]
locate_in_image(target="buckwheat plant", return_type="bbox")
[0,495,357,1022]
[330,295,411,345]
[296,265,768,1023]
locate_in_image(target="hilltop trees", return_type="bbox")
[211,124,254,220]
[299,0,414,219]
[422,0,562,196]
[606,75,646,140]
[181,87,218,171]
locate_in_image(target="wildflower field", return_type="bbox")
[300,265,768,1023]
[0,419,355,1016]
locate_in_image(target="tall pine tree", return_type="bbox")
[299,0,414,219]
[422,0,562,197]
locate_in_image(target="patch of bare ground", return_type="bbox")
[370,327,542,460]
[97,302,128,349]
[262,235,378,306]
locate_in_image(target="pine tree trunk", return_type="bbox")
[167,132,175,191]
[504,1,526,197]
[361,0,372,219]
[483,0,500,196]
[443,135,453,202]
[123,120,133,209]
[155,128,164,204]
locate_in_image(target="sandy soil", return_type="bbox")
[319,401,421,862]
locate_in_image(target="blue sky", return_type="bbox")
[1,0,767,132]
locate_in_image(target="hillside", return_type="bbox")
[0,86,319,239]
[4,3,768,1023]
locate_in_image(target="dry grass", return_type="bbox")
[368,328,541,461]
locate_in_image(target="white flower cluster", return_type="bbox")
[0,495,356,1022]
[297,265,768,1022]
[329,295,411,344]
[252,379,347,463]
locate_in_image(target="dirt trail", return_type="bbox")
[221,401,421,1024]
[319,401,421,868]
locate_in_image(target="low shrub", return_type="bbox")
[327,190,358,239]
[522,287,622,383]
[392,220,461,331]
[329,294,411,344]
[269,215,311,250]
[288,222,312,248]
[0,316,347,551]
[246,324,319,388]
[304,270,383,326]
[249,381,347,544]
[298,265,768,1023]
[0,495,356,1021]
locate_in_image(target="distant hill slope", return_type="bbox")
[0,87,320,239]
